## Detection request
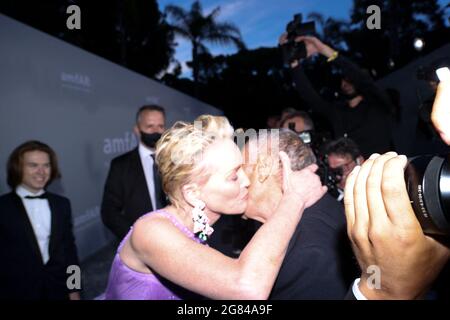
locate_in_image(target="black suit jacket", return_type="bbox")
[101,148,167,239]
[0,192,79,300]
[270,194,358,299]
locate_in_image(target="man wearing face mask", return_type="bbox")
[101,105,168,240]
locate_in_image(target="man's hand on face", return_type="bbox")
[279,151,327,209]
[344,152,450,299]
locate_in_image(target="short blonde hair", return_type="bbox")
[155,115,234,208]
[194,115,234,139]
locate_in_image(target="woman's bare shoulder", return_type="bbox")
[130,212,188,255]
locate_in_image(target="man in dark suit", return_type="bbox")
[101,105,168,240]
[241,129,357,299]
[0,141,80,300]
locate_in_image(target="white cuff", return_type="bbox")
[352,278,368,300]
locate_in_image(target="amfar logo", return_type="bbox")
[60,72,92,93]
[103,131,138,155]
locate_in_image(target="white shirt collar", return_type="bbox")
[138,142,155,158]
[16,185,45,198]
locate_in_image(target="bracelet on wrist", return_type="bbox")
[327,51,339,63]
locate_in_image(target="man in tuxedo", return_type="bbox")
[0,141,80,300]
[242,129,357,299]
[101,105,168,240]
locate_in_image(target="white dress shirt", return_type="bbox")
[16,185,51,264]
[352,278,368,300]
[138,143,157,210]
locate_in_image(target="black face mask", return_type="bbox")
[342,91,359,100]
[140,131,161,149]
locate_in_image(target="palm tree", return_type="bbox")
[164,0,246,84]
[306,12,349,50]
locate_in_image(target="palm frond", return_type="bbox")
[164,5,188,22]
[170,25,192,40]
[307,12,326,26]
[207,6,221,21]
[191,1,203,15]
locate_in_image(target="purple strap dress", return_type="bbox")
[104,210,205,300]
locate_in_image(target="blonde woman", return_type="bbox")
[104,115,326,299]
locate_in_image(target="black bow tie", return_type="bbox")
[25,193,48,200]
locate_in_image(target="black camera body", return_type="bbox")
[281,13,316,65]
[317,157,342,200]
[287,122,342,199]
[288,122,313,144]
[405,155,450,236]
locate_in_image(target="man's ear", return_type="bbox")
[257,155,274,183]
[181,183,201,207]
[133,125,140,137]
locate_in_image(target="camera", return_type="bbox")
[405,155,450,236]
[281,13,316,65]
[287,122,342,199]
[317,157,342,200]
[288,122,315,146]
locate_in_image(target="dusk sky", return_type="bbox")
[157,0,449,77]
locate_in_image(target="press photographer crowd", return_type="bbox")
[1,9,450,301]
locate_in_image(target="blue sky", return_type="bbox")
[157,0,449,77]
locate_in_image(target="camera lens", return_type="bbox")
[405,155,450,236]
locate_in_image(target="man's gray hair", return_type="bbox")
[249,129,316,171]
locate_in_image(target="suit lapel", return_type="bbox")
[153,163,163,209]
[129,149,152,210]
[11,193,45,265]
[47,194,58,259]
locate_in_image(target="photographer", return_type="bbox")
[280,34,396,159]
[323,137,364,202]
[345,77,450,300]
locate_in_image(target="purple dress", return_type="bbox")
[104,210,205,300]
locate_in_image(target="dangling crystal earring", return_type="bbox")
[192,200,214,242]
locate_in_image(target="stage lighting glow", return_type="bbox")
[414,38,424,51]
[388,58,395,68]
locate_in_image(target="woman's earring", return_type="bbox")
[192,200,214,242]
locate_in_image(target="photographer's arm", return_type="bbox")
[290,65,334,117]
[296,36,395,114]
[279,33,334,118]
